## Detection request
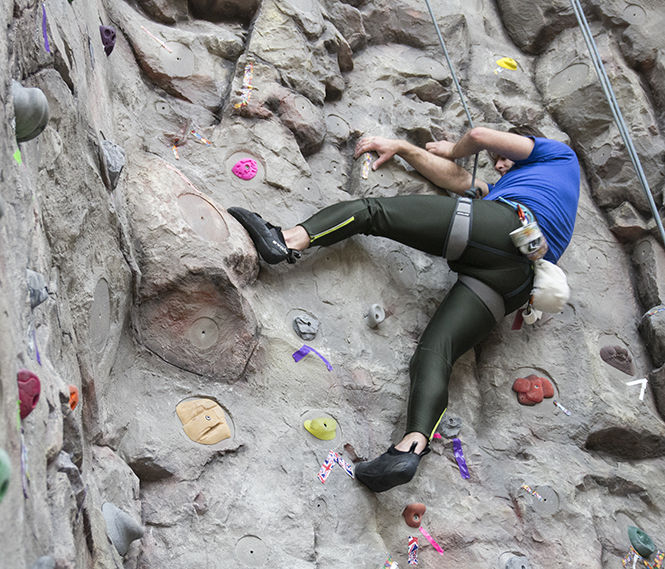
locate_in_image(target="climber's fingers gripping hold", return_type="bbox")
[354,136,401,170]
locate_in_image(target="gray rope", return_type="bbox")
[570,0,665,246]
[423,0,479,191]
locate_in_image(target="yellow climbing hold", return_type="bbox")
[304,417,338,440]
[496,57,518,71]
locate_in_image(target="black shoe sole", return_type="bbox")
[354,449,421,492]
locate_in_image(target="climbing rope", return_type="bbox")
[570,0,665,246]
[423,0,480,193]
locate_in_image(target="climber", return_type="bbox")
[228,124,580,492]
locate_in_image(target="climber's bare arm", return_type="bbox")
[427,127,534,162]
[354,136,489,197]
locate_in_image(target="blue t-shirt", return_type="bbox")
[483,137,580,263]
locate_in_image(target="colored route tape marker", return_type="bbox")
[292,345,333,371]
[408,536,418,565]
[418,526,444,555]
[317,450,336,483]
[553,400,571,415]
[520,483,544,502]
[140,25,172,53]
[334,453,354,478]
[234,62,254,108]
[42,4,51,53]
[452,438,470,479]
[317,450,354,483]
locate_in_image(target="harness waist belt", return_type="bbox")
[458,275,505,323]
[444,197,472,260]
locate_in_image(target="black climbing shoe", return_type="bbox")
[227,207,302,265]
[354,442,430,493]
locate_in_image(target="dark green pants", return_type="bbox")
[300,195,533,438]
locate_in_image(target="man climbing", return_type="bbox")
[228,125,580,492]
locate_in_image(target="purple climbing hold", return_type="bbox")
[99,25,116,56]
[232,158,258,180]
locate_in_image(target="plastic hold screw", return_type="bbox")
[99,25,116,56]
[0,449,11,503]
[232,158,258,180]
[69,385,79,410]
[17,369,41,420]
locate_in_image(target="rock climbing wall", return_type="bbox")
[1,0,665,567]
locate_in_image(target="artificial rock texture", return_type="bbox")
[1,0,665,568]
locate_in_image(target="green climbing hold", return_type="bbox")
[304,417,337,440]
[13,149,22,164]
[628,526,656,558]
[0,448,11,503]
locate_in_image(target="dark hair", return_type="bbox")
[508,124,546,138]
[489,124,546,162]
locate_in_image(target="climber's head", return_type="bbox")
[494,156,514,176]
[492,124,545,177]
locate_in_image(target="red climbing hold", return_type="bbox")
[402,503,426,528]
[512,374,554,405]
[17,369,41,419]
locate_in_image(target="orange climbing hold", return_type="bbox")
[69,385,79,410]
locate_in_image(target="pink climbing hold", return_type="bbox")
[17,369,41,420]
[232,158,258,180]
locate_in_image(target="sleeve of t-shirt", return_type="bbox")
[514,137,575,167]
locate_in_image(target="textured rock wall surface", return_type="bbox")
[1,0,665,567]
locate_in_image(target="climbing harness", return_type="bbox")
[443,197,472,260]
[423,0,481,198]
[570,0,665,247]
[458,274,505,323]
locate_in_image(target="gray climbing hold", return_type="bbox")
[102,502,144,556]
[55,451,86,508]
[11,81,49,143]
[26,269,49,309]
[30,557,56,569]
[439,415,462,438]
[365,304,385,328]
[101,140,126,191]
[293,315,319,340]
[505,554,532,569]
